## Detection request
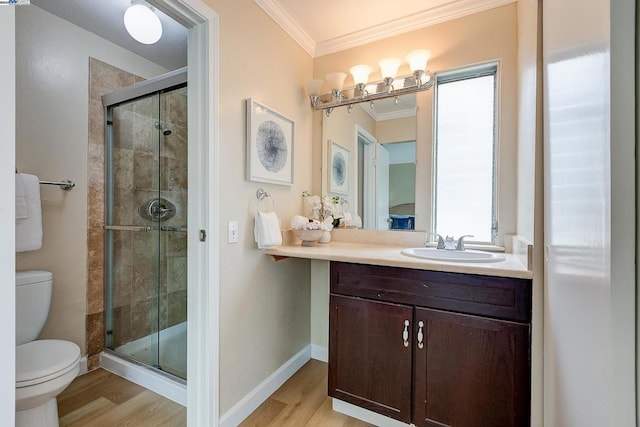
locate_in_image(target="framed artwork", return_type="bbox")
[329,140,349,194]
[246,98,294,186]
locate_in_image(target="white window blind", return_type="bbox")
[433,65,497,243]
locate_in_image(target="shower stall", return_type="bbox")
[102,68,188,380]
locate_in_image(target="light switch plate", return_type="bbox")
[227,221,239,243]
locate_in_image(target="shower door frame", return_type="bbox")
[103,68,188,378]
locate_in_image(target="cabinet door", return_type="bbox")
[329,295,413,423]
[413,308,530,427]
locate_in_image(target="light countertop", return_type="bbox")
[265,241,533,280]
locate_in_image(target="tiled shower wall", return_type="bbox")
[86,58,187,370]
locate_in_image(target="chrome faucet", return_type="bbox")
[428,233,474,251]
[428,233,445,249]
[455,235,474,251]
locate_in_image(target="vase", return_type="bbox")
[319,230,332,243]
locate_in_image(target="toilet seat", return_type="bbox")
[16,339,80,388]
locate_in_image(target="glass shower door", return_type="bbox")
[105,84,187,380]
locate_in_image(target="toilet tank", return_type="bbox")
[16,270,53,346]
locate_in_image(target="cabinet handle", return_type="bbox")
[417,321,424,350]
[402,320,410,347]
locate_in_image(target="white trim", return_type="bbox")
[314,0,515,57]
[356,126,378,230]
[219,345,311,427]
[310,344,328,363]
[78,356,88,376]
[100,352,187,406]
[183,2,220,427]
[0,9,16,426]
[332,398,410,427]
[254,0,515,58]
[253,0,315,56]
[362,105,417,122]
[151,0,220,426]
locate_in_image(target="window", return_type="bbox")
[433,64,497,244]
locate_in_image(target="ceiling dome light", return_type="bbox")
[124,3,162,45]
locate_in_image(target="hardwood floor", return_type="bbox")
[239,359,372,427]
[57,368,186,426]
[57,360,371,427]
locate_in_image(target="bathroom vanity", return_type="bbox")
[329,261,531,427]
[266,237,533,427]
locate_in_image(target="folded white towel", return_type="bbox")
[15,173,28,220]
[16,173,43,252]
[254,211,282,249]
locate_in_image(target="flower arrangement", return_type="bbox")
[302,191,345,227]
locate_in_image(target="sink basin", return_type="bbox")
[401,247,506,263]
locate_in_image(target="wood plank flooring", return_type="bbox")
[57,368,186,426]
[57,360,371,426]
[239,359,373,427]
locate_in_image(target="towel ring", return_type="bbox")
[256,188,276,213]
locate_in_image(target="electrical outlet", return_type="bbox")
[227,221,239,243]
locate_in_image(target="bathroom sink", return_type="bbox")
[401,247,506,263]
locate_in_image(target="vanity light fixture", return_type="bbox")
[124,1,163,45]
[304,49,433,115]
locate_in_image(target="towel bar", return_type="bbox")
[39,179,75,191]
[256,188,276,213]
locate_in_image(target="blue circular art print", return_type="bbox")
[332,152,346,186]
[256,120,288,173]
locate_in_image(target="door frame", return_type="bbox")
[148,1,220,425]
[0,8,16,426]
[356,125,377,229]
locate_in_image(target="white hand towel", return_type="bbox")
[15,173,43,252]
[254,211,282,249]
[15,173,28,220]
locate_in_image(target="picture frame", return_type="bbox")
[329,140,349,194]
[246,98,294,186]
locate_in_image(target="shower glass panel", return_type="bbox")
[104,81,188,380]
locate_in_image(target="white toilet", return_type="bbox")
[15,271,81,427]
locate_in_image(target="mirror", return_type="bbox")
[318,4,526,240]
[322,95,418,230]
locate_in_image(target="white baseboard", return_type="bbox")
[333,398,411,427]
[100,351,187,406]
[219,345,311,427]
[78,356,88,376]
[311,344,328,362]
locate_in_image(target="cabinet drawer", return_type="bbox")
[330,262,531,322]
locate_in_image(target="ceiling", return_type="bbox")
[28,0,513,70]
[30,0,188,70]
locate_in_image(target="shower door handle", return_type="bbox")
[104,225,152,232]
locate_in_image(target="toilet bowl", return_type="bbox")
[15,271,81,427]
[16,339,81,426]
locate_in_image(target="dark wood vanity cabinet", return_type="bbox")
[329,262,532,427]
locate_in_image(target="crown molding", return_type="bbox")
[256,0,516,57]
[254,0,316,56]
[361,104,417,122]
[316,0,516,57]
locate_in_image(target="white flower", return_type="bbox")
[302,192,347,225]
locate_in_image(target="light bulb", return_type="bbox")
[304,79,323,96]
[325,72,347,91]
[406,49,431,72]
[378,58,402,79]
[124,3,163,45]
[349,65,372,86]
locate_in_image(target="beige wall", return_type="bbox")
[313,4,518,244]
[376,116,417,144]
[205,0,313,414]
[15,6,167,353]
[321,105,375,209]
